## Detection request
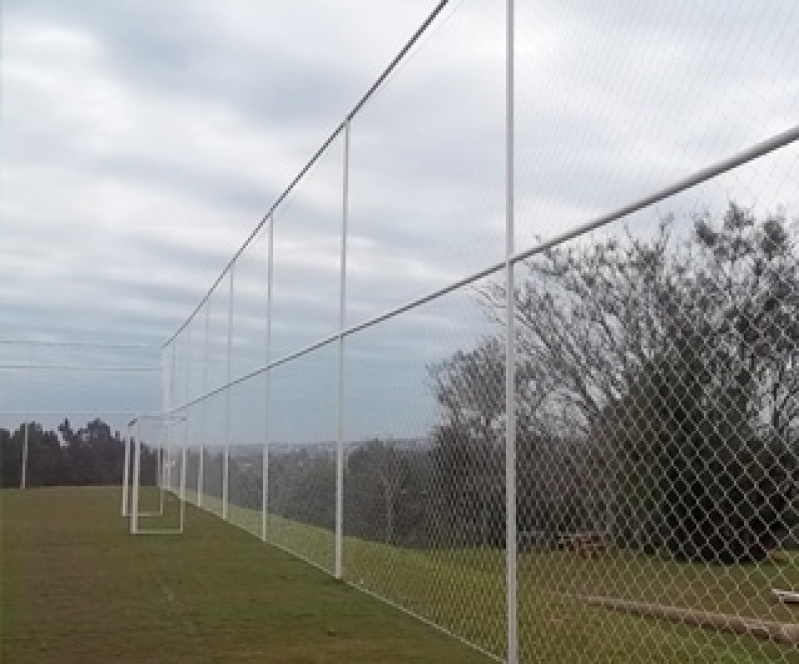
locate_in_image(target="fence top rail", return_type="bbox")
[161,0,452,351]
[127,413,187,428]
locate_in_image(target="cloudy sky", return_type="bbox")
[2,0,798,438]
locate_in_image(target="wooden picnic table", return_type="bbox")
[559,532,607,558]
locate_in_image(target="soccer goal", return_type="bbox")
[123,414,187,535]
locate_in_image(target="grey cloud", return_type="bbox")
[3,0,798,434]
[6,0,440,132]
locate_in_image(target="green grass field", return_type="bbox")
[1,488,492,664]
[191,492,798,663]
[3,488,796,664]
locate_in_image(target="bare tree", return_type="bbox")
[455,202,799,561]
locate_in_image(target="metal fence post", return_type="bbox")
[336,121,351,580]
[180,422,187,532]
[505,0,518,662]
[181,416,188,505]
[131,418,142,534]
[263,218,274,542]
[180,320,194,501]
[199,303,209,507]
[165,343,176,498]
[122,426,131,516]
[169,343,176,422]
[223,265,235,521]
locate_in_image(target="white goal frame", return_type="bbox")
[123,413,186,535]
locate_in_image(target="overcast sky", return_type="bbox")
[2,1,798,438]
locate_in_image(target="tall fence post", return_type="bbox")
[199,303,210,507]
[20,421,29,490]
[184,322,191,499]
[335,121,351,580]
[181,416,188,504]
[505,0,518,662]
[168,344,176,425]
[180,418,187,531]
[262,218,274,542]
[164,344,176,496]
[223,265,235,521]
[122,427,131,516]
[131,418,142,534]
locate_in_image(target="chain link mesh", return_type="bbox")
[343,277,507,658]
[153,2,798,662]
[509,190,799,662]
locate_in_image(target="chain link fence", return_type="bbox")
[158,2,798,662]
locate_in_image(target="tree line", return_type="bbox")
[1,419,157,488]
[247,203,798,564]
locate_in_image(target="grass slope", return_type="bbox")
[192,492,798,663]
[0,488,492,664]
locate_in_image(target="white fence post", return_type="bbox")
[505,0,518,662]
[183,323,191,502]
[263,217,274,542]
[122,426,131,516]
[131,418,142,534]
[199,302,210,507]
[180,436,187,532]
[336,121,351,580]
[223,265,235,521]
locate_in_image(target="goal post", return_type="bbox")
[125,413,187,535]
[122,424,166,519]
